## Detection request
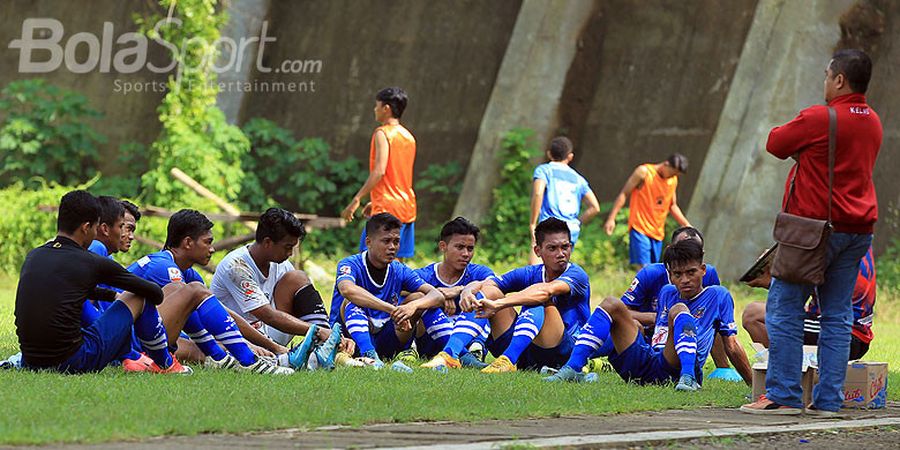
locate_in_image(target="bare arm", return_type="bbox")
[337,279,397,314]
[629,310,658,327]
[250,304,328,342]
[227,308,287,354]
[476,280,571,318]
[341,130,389,221]
[668,191,691,227]
[604,166,647,235]
[392,283,445,323]
[723,335,753,385]
[579,190,601,224]
[529,178,547,240]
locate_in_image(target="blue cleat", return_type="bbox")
[312,323,343,370]
[543,365,594,383]
[675,373,701,392]
[390,360,413,373]
[459,351,488,369]
[288,324,318,370]
[363,350,385,370]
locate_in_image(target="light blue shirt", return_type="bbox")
[534,162,591,243]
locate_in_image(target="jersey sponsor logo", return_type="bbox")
[240,280,255,299]
[339,265,352,275]
[167,267,182,283]
[137,255,151,267]
[651,325,669,347]
[849,106,870,115]
[627,277,639,293]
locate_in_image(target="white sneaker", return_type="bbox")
[238,357,295,375]
[204,354,239,370]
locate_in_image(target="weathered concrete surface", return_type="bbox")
[688,0,855,280]
[452,0,597,224]
[216,0,271,124]
[47,405,900,449]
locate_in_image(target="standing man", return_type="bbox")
[342,87,417,260]
[529,136,601,264]
[604,154,691,267]
[742,49,881,416]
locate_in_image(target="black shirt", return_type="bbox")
[14,236,164,367]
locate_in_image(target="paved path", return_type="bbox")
[46,404,900,449]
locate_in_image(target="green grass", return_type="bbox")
[0,266,897,445]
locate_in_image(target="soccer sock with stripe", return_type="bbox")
[444,311,489,359]
[501,305,545,364]
[421,307,453,350]
[568,307,612,372]
[673,311,698,379]
[133,300,173,368]
[292,284,329,326]
[196,295,257,366]
[344,303,376,356]
[182,311,228,361]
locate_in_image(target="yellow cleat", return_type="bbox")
[481,355,517,373]
[421,352,461,370]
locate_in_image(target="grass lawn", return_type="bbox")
[0,264,897,445]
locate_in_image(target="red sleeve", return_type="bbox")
[766,107,820,160]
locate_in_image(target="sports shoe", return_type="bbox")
[740,395,802,415]
[122,356,152,373]
[363,350,385,370]
[287,324,318,370]
[390,361,414,373]
[481,355,516,373]
[396,347,420,365]
[459,352,488,369]
[467,342,486,362]
[147,356,193,375]
[335,352,366,367]
[805,404,842,419]
[204,353,239,370]
[421,351,461,370]
[543,365,596,383]
[238,357,295,375]
[675,374,701,392]
[311,323,343,370]
[0,352,22,370]
[539,366,558,376]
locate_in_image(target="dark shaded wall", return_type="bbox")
[572,0,758,205]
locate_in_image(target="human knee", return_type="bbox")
[279,270,312,291]
[668,302,689,320]
[600,296,624,314]
[742,302,765,330]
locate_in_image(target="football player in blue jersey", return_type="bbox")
[410,217,495,370]
[330,213,446,369]
[460,218,591,373]
[545,239,752,389]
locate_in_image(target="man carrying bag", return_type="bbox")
[741,49,881,416]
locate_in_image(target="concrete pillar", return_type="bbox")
[688,0,855,280]
[452,0,597,224]
[216,0,271,124]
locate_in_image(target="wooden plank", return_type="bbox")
[169,167,257,231]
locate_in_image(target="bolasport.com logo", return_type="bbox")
[7,18,322,94]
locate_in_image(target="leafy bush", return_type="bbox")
[0,79,105,188]
[417,160,464,225]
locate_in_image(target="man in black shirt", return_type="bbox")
[14,190,190,374]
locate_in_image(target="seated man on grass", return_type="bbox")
[545,239,752,390]
[330,213,446,370]
[461,217,591,373]
[128,209,293,374]
[14,190,189,374]
[211,207,351,370]
[411,217,495,370]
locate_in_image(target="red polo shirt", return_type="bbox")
[766,93,881,234]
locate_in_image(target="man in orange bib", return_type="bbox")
[342,87,417,259]
[603,154,691,267]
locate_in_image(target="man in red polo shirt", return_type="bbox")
[742,49,881,417]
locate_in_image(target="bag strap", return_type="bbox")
[783,106,837,221]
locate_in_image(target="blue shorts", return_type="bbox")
[629,229,663,265]
[487,324,577,371]
[53,301,134,374]
[608,331,679,385]
[415,331,449,359]
[359,222,415,258]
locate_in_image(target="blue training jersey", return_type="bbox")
[329,252,427,326]
[414,262,494,313]
[533,162,591,243]
[621,263,720,314]
[127,250,205,287]
[490,262,591,336]
[651,284,738,372]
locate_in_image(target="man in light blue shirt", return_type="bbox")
[529,136,600,264]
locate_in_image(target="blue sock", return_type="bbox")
[196,295,257,366]
[444,312,489,358]
[182,311,228,361]
[133,301,173,368]
[673,311,698,378]
[502,305,545,364]
[568,307,612,372]
[344,304,375,356]
[421,307,453,350]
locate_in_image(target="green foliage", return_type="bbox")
[878,237,900,297]
[417,161,464,223]
[138,0,248,209]
[570,205,631,271]
[0,80,105,188]
[90,142,150,199]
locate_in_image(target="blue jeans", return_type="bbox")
[765,232,872,411]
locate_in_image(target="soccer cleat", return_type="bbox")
[481,355,516,374]
[311,323,343,370]
[363,350,385,370]
[459,352,488,369]
[396,347,420,366]
[288,324,318,370]
[675,374,701,392]
[539,366,558,376]
[467,342,486,362]
[0,352,23,370]
[147,356,193,375]
[390,361,414,373]
[335,352,366,367]
[421,351,461,370]
[238,357,295,375]
[204,353,240,370]
[543,365,595,383]
[740,395,802,415]
[122,357,152,373]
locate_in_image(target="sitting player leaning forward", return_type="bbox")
[462,217,590,373]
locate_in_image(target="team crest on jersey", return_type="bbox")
[339,265,352,275]
[167,267,182,283]
[693,307,706,319]
[240,280,255,298]
[627,278,640,292]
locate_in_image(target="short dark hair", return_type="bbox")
[366,212,402,237]
[439,217,480,243]
[164,209,213,249]
[534,217,571,246]
[257,207,306,244]
[57,190,100,234]
[662,239,704,269]
[121,200,141,222]
[376,87,408,119]
[671,226,704,246]
[548,136,573,161]
[97,195,125,227]
[667,153,688,173]
[830,49,872,94]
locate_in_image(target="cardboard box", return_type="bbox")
[751,362,817,406]
[843,361,888,409]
